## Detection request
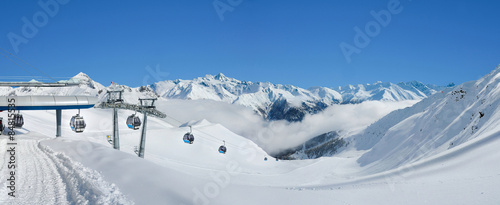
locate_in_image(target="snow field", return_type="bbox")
[0,67,499,204]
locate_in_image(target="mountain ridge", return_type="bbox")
[0,72,450,121]
[150,73,449,121]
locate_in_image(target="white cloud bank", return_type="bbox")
[156,99,418,154]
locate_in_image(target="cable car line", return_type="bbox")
[0,46,58,82]
[164,115,247,150]
[165,115,226,142]
[0,49,36,79]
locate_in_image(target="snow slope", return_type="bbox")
[1,92,499,204]
[0,67,498,204]
[348,65,500,174]
[0,134,132,204]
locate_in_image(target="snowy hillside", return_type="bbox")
[338,65,500,174]
[275,66,499,162]
[1,66,500,204]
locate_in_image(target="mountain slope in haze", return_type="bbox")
[276,131,347,160]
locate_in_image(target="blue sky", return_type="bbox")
[0,0,498,88]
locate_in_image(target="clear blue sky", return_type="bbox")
[0,0,498,88]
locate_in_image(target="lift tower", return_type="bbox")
[106,89,124,150]
[96,88,165,156]
[137,98,157,158]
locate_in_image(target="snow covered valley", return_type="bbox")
[1,66,500,204]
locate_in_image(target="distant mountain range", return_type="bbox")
[279,66,500,161]
[151,73,451,121]
[0,72,451,122]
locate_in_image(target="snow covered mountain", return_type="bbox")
[287,66,500,169]
[150,73,334,121]
[151,73,448,121]
[0,72,448,122]
[349,66,500,173]
[334,81,450,104]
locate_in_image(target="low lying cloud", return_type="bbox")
[156,99,417,155]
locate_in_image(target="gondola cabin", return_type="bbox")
[126,114,141,130]
[183,126,195,144]
[12,113,24,128]
[70,114,86,133]
[183,133,194,144]
[218,145,227,154]
[218,140,227,154]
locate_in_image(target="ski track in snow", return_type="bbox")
[0,137,133,205]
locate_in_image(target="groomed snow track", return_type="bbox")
[0,137,132,205]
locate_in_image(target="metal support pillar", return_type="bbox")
[56,109,62,137]
[138,112,147,158]
[113,107,120,150]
